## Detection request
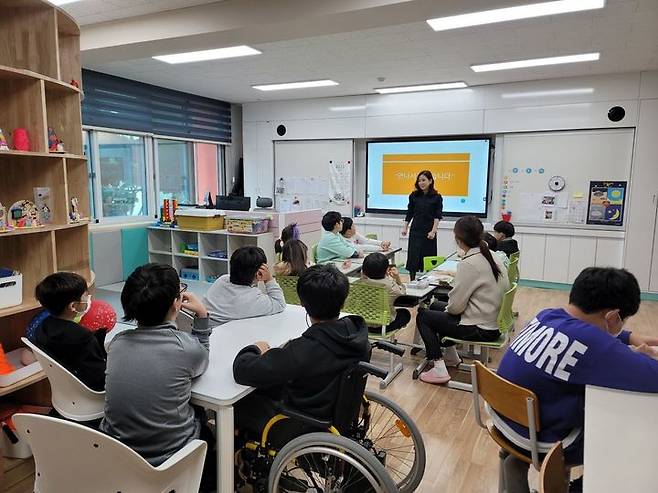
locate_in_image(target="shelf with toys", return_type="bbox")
[0,0,90,417]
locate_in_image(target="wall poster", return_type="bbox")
[587,181,627,226]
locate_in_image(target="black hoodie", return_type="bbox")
[34,316,107,391]
[497,238,519,258]
[233,315,370,419]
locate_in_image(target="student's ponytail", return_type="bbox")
[479,239,501,281]
[454,216,501,281]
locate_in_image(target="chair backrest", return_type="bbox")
[497,283,518,333]
[13,413,206,493]
[311,243,318,263]
[423,255,446,272]
[21,338,105,422]
[508,257,520,284]
[276,276,301,305]
[332,360,371,434]
[540,441,568,493]
[472,361,540,430]
[365,233,378,240]
[343,283,390,327]
[509,251,520,263]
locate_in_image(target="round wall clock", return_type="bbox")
[548,175,566,192]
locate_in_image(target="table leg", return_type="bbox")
[215,405,235,493]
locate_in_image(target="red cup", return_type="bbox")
[502,212,512,222]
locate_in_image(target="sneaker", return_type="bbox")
[419,360,451,384]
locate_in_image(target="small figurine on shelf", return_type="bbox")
[69,196,81,223]
[12,128,30,152]
[48,127,65,153]
[0,129,9,151]
[34,187,52,224]
[0,202,6,232]
[9,200,40,229]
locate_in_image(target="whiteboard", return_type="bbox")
[274,140,354,216]
[500,129,634,227]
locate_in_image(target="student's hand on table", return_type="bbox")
[381,241,391,251]
[254,341,270,354]
[181,292,208,319]
[257,264,273,283]
[342,259,352,269]
[633,344,658,359]
[356,251,364,258]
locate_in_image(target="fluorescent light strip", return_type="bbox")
[471,52,600,72]
[501,88,594,99]
[50,0,83,4]
[253,80,339,91]
[153,46,261,64]
[375,82,468,94]
[427,0,605,31]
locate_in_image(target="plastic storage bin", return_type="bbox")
[175,209,225,231]
[0,274,22,310]
[226,217,270,234]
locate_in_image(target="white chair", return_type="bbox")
[21,337,105,422]
[13,413,207,493]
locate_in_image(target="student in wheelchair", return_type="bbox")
[233,264,426,492]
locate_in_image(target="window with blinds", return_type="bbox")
[82,69,232,143]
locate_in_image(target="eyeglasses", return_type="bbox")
[179,283,188,295]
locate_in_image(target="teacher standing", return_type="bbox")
[402,170,443,280]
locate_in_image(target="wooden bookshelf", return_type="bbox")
[0,0,88,409]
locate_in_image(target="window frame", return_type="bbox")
[84,126,227,225]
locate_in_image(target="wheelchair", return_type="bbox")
[235,341,426,493]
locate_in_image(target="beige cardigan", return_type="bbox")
[446,247,509,329]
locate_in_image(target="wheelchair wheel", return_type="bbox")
[360,390,426,493]
[268,432,397,493]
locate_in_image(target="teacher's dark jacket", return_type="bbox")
[233,315,370,419]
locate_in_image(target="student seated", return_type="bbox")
[340,217,391,254]
[493,220,519,257]
[416,216,508,385]
[484,232,510,269]
[357,252,411,332]
[496,267,658,493]
[100,264,214,484]
[316,211,362,263]
[274,222,300,258]
[274,239,309,277]
[232,264,370,436]
[34,272,106,391]
[204,246,286,326]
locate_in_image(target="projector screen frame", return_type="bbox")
[365,135,495,218]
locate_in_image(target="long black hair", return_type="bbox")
[454,216,501,281]
[281,239,309,276]
[275,223,300,254]
[413,170,438,196]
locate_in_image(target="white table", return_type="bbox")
[584,385,658,493]
[191,305,310,493]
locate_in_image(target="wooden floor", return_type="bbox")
[4,286,658,492]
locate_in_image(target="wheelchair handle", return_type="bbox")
[357,361,389,380]
[372,340,406,357]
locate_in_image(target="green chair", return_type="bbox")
[508,257,520,285]
[311,243,318,264]
[509,251,520,263]
[423,255,446,272]
[343,282,406,389]
[276,276,301,305]
[365,233,378,240]
[413,283,518,392]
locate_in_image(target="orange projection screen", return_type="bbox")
[366,139,491,216]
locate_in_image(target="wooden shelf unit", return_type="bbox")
[148,227,275,283]
[0,0,88,411]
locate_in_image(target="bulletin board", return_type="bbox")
[500,129,634,228]
[274,140,354,216]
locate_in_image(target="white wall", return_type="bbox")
[243,70,658,288]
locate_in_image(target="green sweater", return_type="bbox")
[317,230,357,263]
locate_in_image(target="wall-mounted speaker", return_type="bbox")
[276,124,287,136]
[608,106,626,122]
